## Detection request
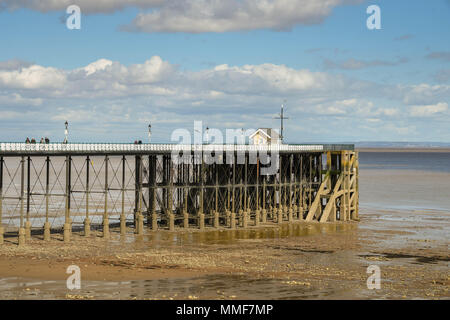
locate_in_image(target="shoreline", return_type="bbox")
[0,208,448,300]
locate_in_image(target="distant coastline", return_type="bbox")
[357,147,450,153]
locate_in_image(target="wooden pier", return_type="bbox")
[0,143,358,244]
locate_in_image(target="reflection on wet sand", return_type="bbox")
[122,222,356,246]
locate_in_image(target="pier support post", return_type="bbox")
[288,208,293,222]
[64,156,71,242]
[198,212,205,230]
[182,186,188,228]
[19,156,25,245]
[84,218,90,237]
[254,209,260,227]
[278,206,283,224]
[243,210,248,228]
[25,221,31,241]
[137,214,144,235]
[103,217,110,238]
[135,155,144,235]
[150,155,158,231]
[261,208,267,223]
[152,213,158,231]
[43,157,50,241]
[85,156,90,237]
[18,227,25,246]
[183,212,189,228]
[225,210,230,227]
[169,214,175,231]
[103,155,110,238]
[43,222,50,241]
[26,156,31,241]
[63,223,71,242]
[230,211,236,229]
[213,210,219,228]
[238,209,243,227]
[120,214,126,235]
[168,155,175,231]
[120,155,126,235]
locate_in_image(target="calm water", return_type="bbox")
[359,151,450,173]
[359,151,450,212]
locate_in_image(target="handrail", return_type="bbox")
[0,142,353,154]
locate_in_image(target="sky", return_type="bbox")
[0,0,449,143]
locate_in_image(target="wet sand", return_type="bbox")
[0,208,448,300]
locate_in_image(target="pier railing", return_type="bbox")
[0,142,354,155]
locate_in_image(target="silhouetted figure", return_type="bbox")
[138,140,142,144]
[31,138,36,144]
[134,140,138,144]
[40,137,44,144]
[45,137,50,144]
[25,137,30,144]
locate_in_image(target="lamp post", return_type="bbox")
[205,127,209,144]
[64,121,69,144]
[148,124,152,143]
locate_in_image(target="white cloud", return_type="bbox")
[80,59,113,76]
[410,102,448,117]
[127,56,176,84]
[0,64,66,89]
[1,0,359,33]
[125,0,350,33]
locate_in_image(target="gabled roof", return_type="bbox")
[249,128,280,140]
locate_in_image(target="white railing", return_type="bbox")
[0,142,324,153]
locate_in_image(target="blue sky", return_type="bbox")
[0,0,449,143]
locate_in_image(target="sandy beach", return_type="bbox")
[0,206,448,300]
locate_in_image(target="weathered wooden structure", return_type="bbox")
[0,143,358,245]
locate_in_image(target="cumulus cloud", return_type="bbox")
[0,0,360,33]
[80,59,114,76]
[0,64,66,89]
[123,0,351,33]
